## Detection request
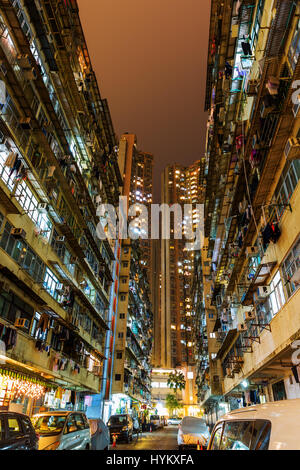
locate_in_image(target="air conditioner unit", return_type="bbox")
[17,54,31,69]
[19,117,32,130]
[245,309,256,322]
[24,68,37,80]
[14,318,30,329]
[238,323,247,332]
[10,228,26,239]
[256,286,271,300]
[284,137,300,160]
[56,236,65,243]
[246,246,259,257]
[38,202,48,213]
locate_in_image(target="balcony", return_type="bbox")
[5,328,102,393]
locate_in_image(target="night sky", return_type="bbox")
[77,0,210,201]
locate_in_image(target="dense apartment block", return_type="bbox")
[0,0,122,416]
[156,160,205,415]
[110,133,153,417]
[199,0,300,427]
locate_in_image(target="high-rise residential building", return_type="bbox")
[111,133,153,417]
[198,0,300,428]
[157,160,205,415]
[0,0,123,417]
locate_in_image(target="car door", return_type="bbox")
[62,414,80,450]
[73,414,88,449]
[3,415,27,450]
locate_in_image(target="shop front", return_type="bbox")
[0,367,49,416]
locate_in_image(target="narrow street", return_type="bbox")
[114,426,178,451]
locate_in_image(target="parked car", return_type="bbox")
[178,416,210,450]
[149,414,162,430]
[107,414,133,443]
[31,411,91,450]
[89,418,109,450]
[207,399,300,450]
[0,411,39,450]
[168,417,181,425]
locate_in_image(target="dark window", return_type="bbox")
[74,414,85,431]
[251,420,271,450]
[115,374,121,381]
[7,417,23,438]
[272,380,287,401]
[118,332,124,338]
[220,420,253,450]
[0,417,4,441]
[64,414,77,434]
[117,352,122,359]
[120,313,125,319]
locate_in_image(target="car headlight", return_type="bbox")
[43,441,60,450]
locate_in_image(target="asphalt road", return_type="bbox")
[113,425,179,450]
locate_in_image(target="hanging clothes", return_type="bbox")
[37,313,50,333]
[55,387,63,400]
[241,37,252,56]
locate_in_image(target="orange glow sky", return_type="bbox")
[77,0,210,201]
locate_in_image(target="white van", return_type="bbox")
[32,411,91,450]
[207,399,300,450]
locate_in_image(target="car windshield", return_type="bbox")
[32,415,66,436]
[108,416,128,425]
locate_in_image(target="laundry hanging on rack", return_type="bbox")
[0,324,17,350]
[8,155,22,178]
[262,222,281,249]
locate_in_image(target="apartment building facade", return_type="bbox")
[157,161,204,415]
[0,0,122,417]
[111,133,153,417]
[198,0,300,427]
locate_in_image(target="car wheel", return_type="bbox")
[85,444,90,450]
[104,446,109,450]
